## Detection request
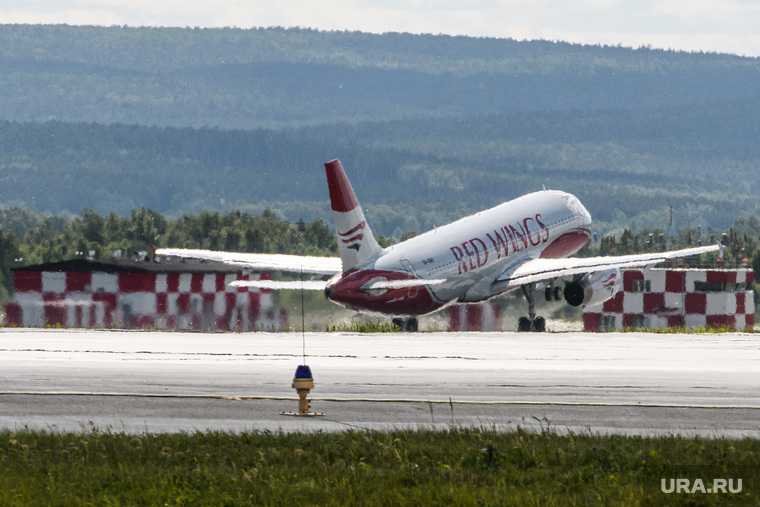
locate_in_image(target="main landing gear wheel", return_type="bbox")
[518,285,547,332]
[392,317,419,332]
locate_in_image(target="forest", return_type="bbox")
[2,208,759,301]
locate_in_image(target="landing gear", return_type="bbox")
[518,285,547,332]
[392,317,419,332]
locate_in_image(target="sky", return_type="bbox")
[1,0,759,57]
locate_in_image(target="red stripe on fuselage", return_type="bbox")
[326,270,443,316]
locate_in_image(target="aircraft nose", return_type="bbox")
[565,194,592,225]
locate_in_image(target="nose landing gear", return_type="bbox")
[518,284,547,332]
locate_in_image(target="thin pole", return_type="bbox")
[300,265,306,364]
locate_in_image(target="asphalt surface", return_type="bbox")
[1,329,759,437]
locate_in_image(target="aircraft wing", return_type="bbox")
[155,248,342,276]
[497,244,720,288]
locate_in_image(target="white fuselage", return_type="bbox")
[375,190,592,306]
[325,190,593,315]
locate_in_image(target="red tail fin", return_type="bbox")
[324,159,382,271]
[325,159,359,212]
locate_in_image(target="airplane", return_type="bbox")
[157,159,718,332]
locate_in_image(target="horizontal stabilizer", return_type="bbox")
[229,280,328,290]
[363,279,446,290]
[155,248,341,275]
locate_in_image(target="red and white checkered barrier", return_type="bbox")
[448,303,502,331]
[4,270,288,331]
[583,268,755,331]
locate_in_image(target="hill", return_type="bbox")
[0,25,759,128]
[0,24,758,234]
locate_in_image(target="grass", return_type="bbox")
[0,428,758,506]
[621,326,752,334]
[326,320,402,333]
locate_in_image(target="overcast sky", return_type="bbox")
[1,0,759,57]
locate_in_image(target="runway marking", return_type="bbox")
[1,391,759,410]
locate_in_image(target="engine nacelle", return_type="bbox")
[563,268,621,308]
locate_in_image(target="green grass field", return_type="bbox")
[0,428,757,506]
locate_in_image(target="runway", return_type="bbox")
[1,329,759,436]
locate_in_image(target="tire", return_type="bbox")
[518,317,532,332]
[406,318,419,332]
[532,317,546,332]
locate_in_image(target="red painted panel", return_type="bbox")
[449,307,462,331]
[643,293,665,313]
[540,229,590,259]
[14,271,42,292]
[88,303,97,327]
[667,315,685,327]
[156,293,168,314]
[225,293,236,315]
[466,305,483,331]
[707,315,735,329]
[325,159,359,212]
[190,273,203,293]
[685,293,707,314]
[92,292,117,310]
[747,271,755,285]
[167,273,180,292]
[216,274,226,291]
[177,293,190,313]
[583,313,600,332]
[623,271,644,292]
[43,293,66,326]
[216,317,230,331]
[746,314,754,329]
[706,271,736,286]
[66,272,91,292]
[602,292,623,313]
[665,271,685,292]
[706,271,725,285]
[5,303,22,326]
[119,273,156,292]
[248,293,261,322]
[491,304,501,323]
[736,292,746,314]
[622,314,638,328]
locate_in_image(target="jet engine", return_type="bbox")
[563,268,621,308]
